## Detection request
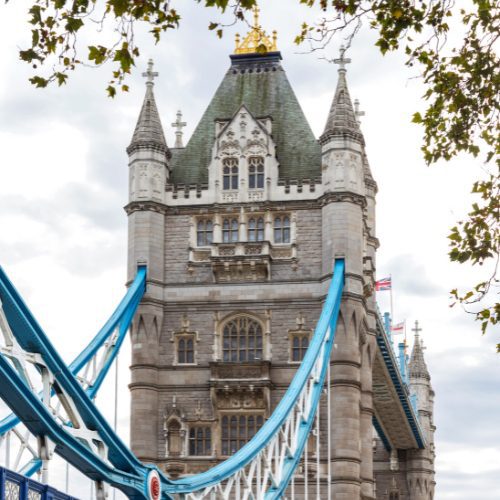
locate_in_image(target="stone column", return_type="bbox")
[360,332,376,499]
[330,301,362,498]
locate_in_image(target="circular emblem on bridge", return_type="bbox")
[146,469,161,500]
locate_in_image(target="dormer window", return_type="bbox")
[248,157,264,189]
[274,216,291,244]
[223,158,239,190]
[223,218,239,243]
[197,219,213,246]
[248,217,264,242]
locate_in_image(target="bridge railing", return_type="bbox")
[0,465,78,500]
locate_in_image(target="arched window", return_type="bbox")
[222,317,263,362]
[273,216,291,244]
[189,426,211,456]
[223,158,239,190]
[248,157,264,189]
[178,337,194,364]
[248,217,264,242]
[197,220,213,246]
[291,334,309,362]
[389,494,400,500]
[223,218,239,243]
[221,414,264,455]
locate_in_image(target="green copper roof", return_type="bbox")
[170,53,321,185]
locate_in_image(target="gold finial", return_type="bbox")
[234,4,278,55]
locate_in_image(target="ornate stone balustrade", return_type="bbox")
[189,242,297,282]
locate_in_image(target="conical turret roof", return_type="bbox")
[127,60,169,156]
[409,333,431,380]
[320,47,364,145]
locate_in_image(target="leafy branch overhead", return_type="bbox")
[12,0,500,337]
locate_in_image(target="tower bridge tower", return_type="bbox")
[125,11,435,498]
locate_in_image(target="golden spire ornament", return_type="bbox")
[234,5,278,55]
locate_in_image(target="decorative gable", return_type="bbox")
[208,105,279,203]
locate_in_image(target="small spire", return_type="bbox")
[127,58,168,155]
[320,46,363,145]
[234,4,278,54]
[409,321,430,380]
[171,110,187,148]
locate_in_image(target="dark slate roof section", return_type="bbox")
[320,68,364,145]
[409,335,431,380]
[169,52,321,185]
[127,82,169,156]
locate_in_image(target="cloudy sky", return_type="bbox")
[0,1,499,498]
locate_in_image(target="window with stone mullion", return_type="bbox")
[221,414,264,455]
[197,219,213,246]
[178,337,194,364]
[222,218,239,243]
[222,317,263,362]
[273,215,291,244]
[248,217,264,242]
[223,158,239,190]
[248,156,264,189]
[291,334,309,362]
[189,426,211,456]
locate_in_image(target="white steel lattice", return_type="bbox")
[0,299,113,497]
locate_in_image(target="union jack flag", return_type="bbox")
[391,321,405,333]
[375,276,392,291]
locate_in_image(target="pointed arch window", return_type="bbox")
[248,217,264,242]
[273,216,291,244]
[223,218,239,243]
[197,219,213,246]
[223,158,239,190]
[221,414,264,455]
[178,337,194,364]
[222,316,263,362]
[248,157,264,189]
[291,334,309,362]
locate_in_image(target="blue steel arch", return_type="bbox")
[0,260,351,498]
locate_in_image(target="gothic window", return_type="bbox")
[177,336,195,364]
[222,317,263,362]
[248,217,264,242]
[197,220,213,246]
[291,333,309,362]
[248,157,264,189]
[223,158,239,190]
[274,216,291,244]
[221,414,264,455]
[223,218,239,243]
[189,426,212,456]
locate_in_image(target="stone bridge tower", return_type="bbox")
[125,13,435,499]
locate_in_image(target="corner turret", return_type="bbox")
[127,59,170,204]
[407,321,436,500]
[320,47,366,197]
[320,47,364,145]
